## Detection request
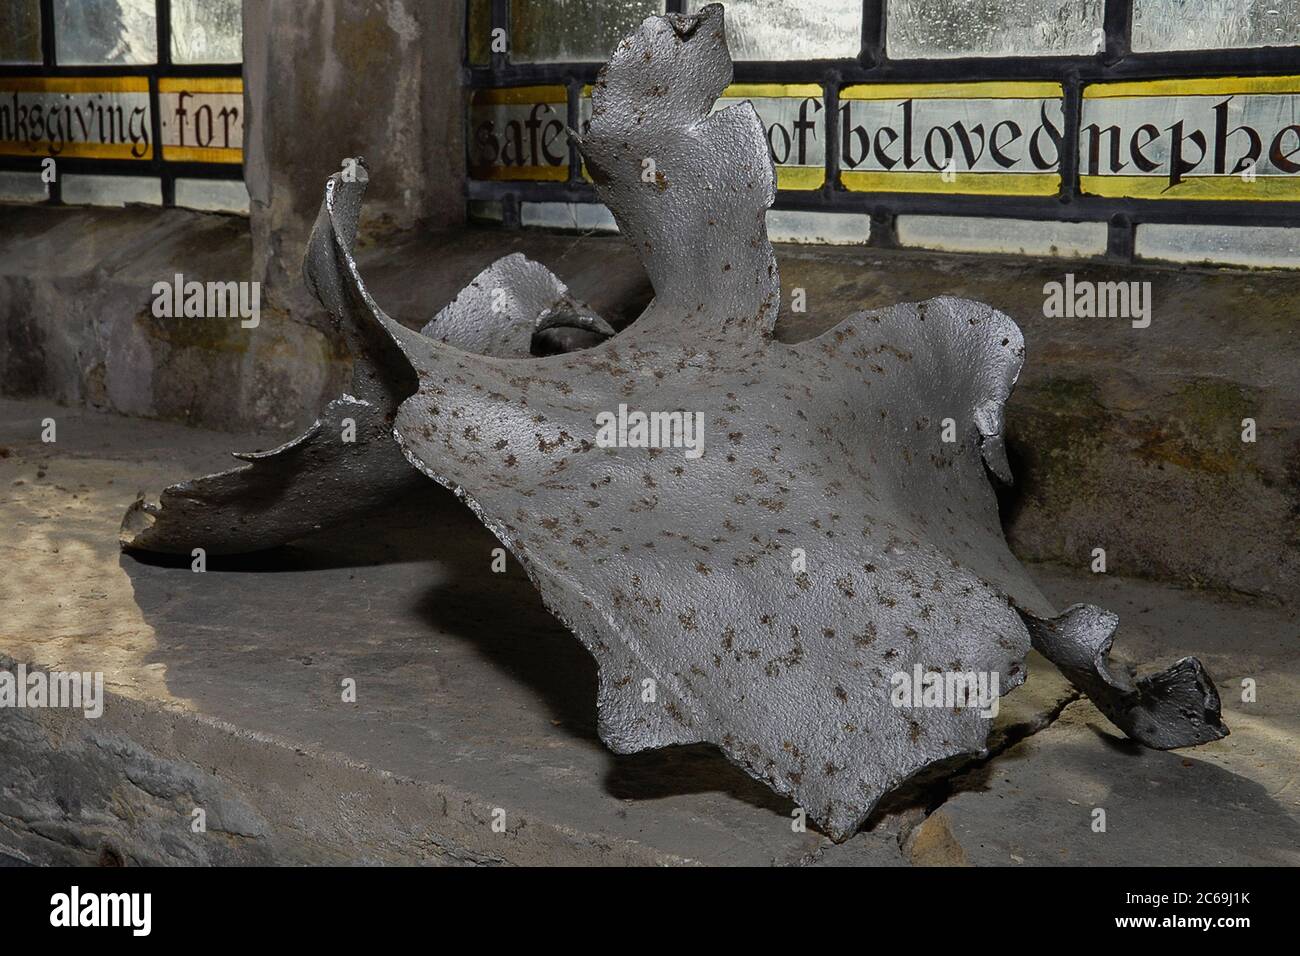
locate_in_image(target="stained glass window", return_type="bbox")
[685,0,861,60]
[511,0,665,63]
[1132,0,1300,51]
[1,0,244,211]
[887,0,1104,59]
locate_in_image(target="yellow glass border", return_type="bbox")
[720,83,824,100]
[159,77,243,95]
[842,81,1062,101]
[0,141,153,161]
[162,145,242,164]
[0,76,149,94]
[776,166,826,190]
[469,164,570,183]
[1084,76,1300,98]
[842,170,1061,196]
[1081,174,1300,200]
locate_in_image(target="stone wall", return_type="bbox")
[0,0,466,433]
[243,0,466,306]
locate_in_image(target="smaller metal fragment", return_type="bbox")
[1024,604,1229,748]
[421,253,614,357]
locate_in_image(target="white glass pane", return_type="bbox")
[521,201,618,232]
[175,178,249,214]
[0,0,42,64]
[54,0,157,65]
[171,0,242,64]
[0,171,50,202]
[686,0,861,59]
[888,0,1104,58]
[61,174,161,206]
[767,210,871,244]
[898,216,1108,258]
[1133,1,1300,52]
[512,0,664,63]
[1136,223,1300,267]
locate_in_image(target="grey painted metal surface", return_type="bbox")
[1025,604,1226,749]
[419,252,614,357]
[119,390,427,555]
[119,3,1225,841]
[298,5,1223,840]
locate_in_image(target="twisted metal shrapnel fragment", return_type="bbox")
[121,4,1225,841]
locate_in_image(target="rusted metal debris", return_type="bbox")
[122,3,1225,841]
[120,207,611,554]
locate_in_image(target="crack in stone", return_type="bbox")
[893,687,1085,854]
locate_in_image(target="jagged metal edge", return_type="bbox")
[119,171,605,555]
[310,6,1045,841]
[578,5,780,338]
[143,3,1227,843]
[1024,604,1228,748]
[119,392,425,555]
[386,5,1221,837]
[418,252,614,355]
